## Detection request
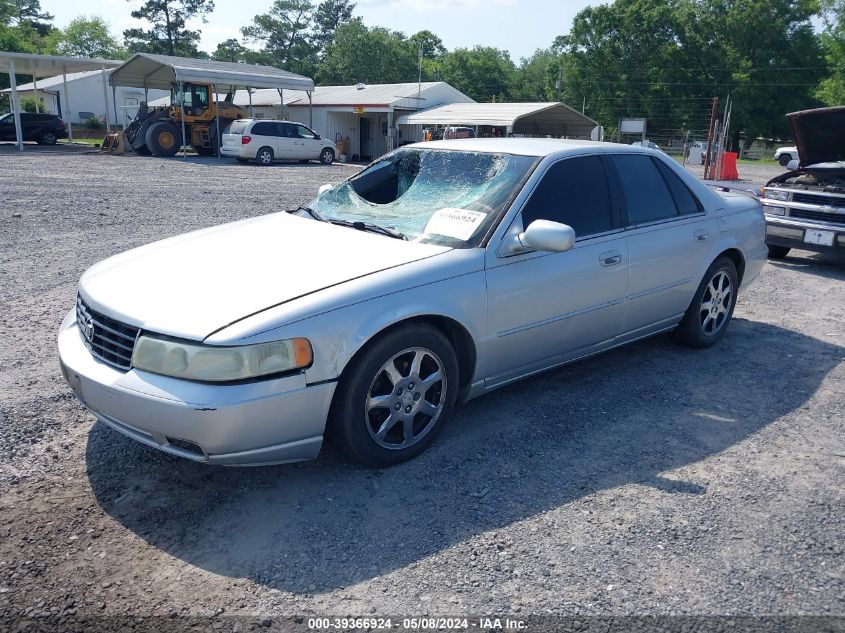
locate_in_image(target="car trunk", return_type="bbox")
[222,120,249,151]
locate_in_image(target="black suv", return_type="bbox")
[0,112,68,145]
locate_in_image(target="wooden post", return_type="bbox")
[703,96,719,179]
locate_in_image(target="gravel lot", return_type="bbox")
[0,151,843,630]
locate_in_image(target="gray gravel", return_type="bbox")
[0,152,843,627]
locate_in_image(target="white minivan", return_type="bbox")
[221,119,336,165]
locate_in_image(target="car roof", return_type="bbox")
[405,137,651,158]
[240,119,307,125]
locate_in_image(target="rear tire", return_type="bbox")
[145,121,182,157]
[256,146,274,165]
[674,256,738,349]
[327,324,458,467]
[767,245,790,259]
[39,131,57,145]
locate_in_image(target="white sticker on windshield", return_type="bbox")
[424,208,486,241]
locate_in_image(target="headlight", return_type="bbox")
[762,204,786,216]
[763,188,789,202]
[131,335,312,381]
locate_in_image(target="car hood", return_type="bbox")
[79,212,450,340]
[788,106,845,167]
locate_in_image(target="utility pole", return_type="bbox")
[556,63,562,102]
[416,44,423,111]
[703,96,719,180]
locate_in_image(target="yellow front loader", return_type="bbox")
[103,82,248,156]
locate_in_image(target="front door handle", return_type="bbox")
[600,250,622,266]
[694,229,709,242]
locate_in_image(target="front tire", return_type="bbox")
[767,244,790,259]
[320,148,335,165]
[674,257,738,348]
[778,154,791,167]
[145,121,182,157]
[328,324,459,467]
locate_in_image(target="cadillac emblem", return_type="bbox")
[83,315,95,343]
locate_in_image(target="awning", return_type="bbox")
[397,102,599,138]
[1,52,122,151]
[0,51,120,75]
[108,53,314,92]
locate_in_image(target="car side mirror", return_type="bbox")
[518,220,576,253]
[317,184,332,196]
[315,134,321,140]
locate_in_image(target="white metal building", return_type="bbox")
[397,102,602,140]
[236,82,475,161]
[3,70,169,126]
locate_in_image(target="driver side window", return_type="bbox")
[520,156,615,238]
[295,125,316,139]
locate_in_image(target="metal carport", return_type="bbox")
[397,102,600,139]
[0,52,120,151]
[108,54,315,156]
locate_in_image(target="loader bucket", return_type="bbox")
[101,131,126,154]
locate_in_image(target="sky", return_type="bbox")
[39,0,598,62]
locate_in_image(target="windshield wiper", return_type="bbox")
[329,219,407,240]
[287,207,406,240]
[288,205,327,222]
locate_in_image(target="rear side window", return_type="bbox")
[225,120,250,135]
[251,121,277,136]
[277,122,295,137]
[653,159,702,215]
[610,154,678,224]
[521,156,614,237]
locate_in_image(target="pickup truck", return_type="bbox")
[760,107,845,259]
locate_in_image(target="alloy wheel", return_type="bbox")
[699,270,733,335]
[364,347,447,450]
[258,150,272,165]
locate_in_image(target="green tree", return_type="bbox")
[317,20,418,84]
[514,48,556,101]
[557,0,822,142]
[438,46,517,102]
[123,0,214,56]
[242,0,316,75]
[4,0,52,35]
[212,37,248,62]
[817,0,845,104]
[312,0,355,55]
[49,15,123,58]
[409,29,446,59]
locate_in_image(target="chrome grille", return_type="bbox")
[791,192,845,206]
[76,295,140,370]
[789,209,845,225]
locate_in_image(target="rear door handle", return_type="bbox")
[600,250,622,266]
[694,229,709,242]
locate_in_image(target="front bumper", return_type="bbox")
[764,214,845,255]
[57,309,336,466]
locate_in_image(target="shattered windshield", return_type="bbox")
[308,148,537,246]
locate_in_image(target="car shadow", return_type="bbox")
[85,318,843,593]
[767,251,845,280]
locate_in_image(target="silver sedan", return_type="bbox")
[58,139,767,467]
